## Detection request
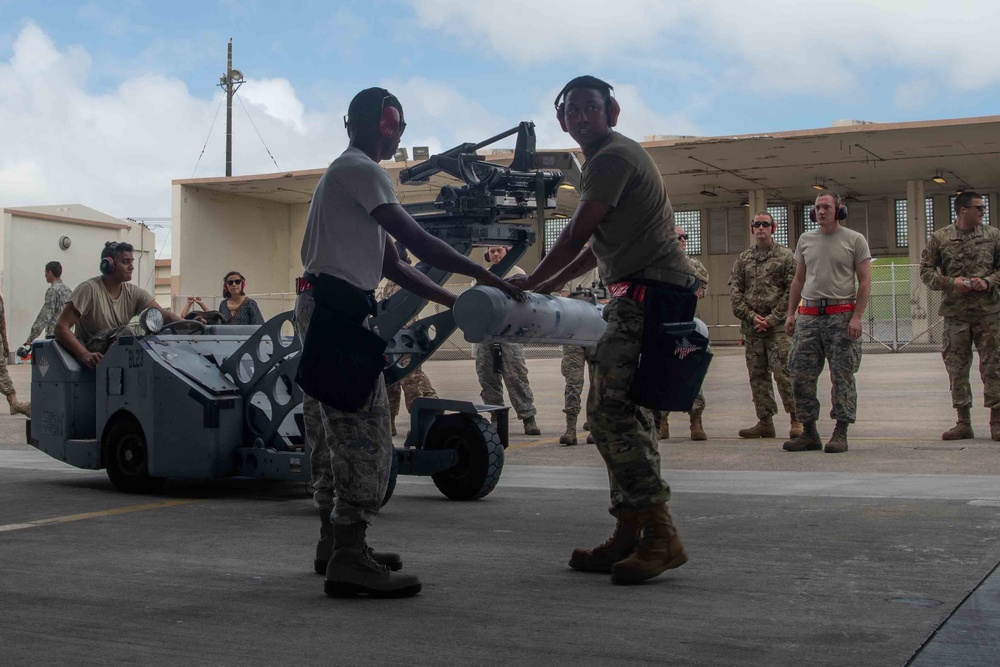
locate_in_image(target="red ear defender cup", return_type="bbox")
[379,105,401,138]
[607,96,620,127]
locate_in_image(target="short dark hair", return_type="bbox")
[102,241,133,260]
[954,191,984,214]
[555,75,614,116]
[814,190,842,207]
[223,270,246,298]
[346,87,402,139]
[752,210,774,223]
[45,261,62,277]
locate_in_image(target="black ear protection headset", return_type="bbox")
[809,193,848,222]
[554,76,621,132]
[100,241,119,275]
[343,88,404,138]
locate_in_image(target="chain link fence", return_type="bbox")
[173,264,944,357]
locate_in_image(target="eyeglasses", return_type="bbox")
[226,279,243,286]
[751,221,773,229]
[677,234,689,241]
[964,205,986,213]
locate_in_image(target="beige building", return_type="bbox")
[170,114,1000,342]
[1,205,156,347]
[154,259,171,308]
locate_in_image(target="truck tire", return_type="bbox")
[426,414,504,500]
[103,418,167,494]
[381,450,399,508]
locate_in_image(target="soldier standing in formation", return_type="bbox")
[22,261,73,349]
[919,191,1000,440]
[657,226,708,441]
[783,191,871,454]
[557,264,600,446]
[378,242,439,437]
[729,211,802,440]
[474,246,541,436]
[0,290,29,416]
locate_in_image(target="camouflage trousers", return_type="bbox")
[589,297,671,516]
[743,329,795,419]
[387,358,438,420]
[294,291,392,526]
[561,344,595,417]
[942,316,1000,409]
[0,358,13,397]
[474,342,536,419]
[788,312,862,424]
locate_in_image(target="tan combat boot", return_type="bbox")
[824,420,850,453]
[324,522,421,598]
[991,408,1000,442]
[689,410,707,441]
[943,407,974,440]
[6,393,29,416]
[610,504,688,585]
[789,417,803,439]
[523,416,541,436]
[314,507,401,575]
[783,420,822,451]
[657,415,670,440]
[569,512,642,573]
[738,417,775,439]
[559,413,578,446]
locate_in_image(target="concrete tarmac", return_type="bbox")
[3,350,1000,666]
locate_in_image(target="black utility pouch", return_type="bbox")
[629,283,713,411]
[295,274,387,412]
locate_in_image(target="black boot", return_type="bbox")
[314,507,402,574]
[324,522,421,598]
[782,420,822,451]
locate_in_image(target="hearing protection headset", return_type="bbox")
[554,75,621,132]
[809,193,848,222]
[100,241,119,275]
[343,88,403,138]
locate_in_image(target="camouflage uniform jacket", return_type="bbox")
[728,244,796,335]
[686,255,709,317]
[920,224,1000,317]
[0,294,9,358]
[28,279,73,341]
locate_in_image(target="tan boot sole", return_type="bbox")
[610,551,689,585]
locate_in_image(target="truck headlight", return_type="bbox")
[138,308,164,334]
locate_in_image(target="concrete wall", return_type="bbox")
[2,205,154,347]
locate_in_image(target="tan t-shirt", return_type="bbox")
[70,277,154,346]
[562,267,601,293]
[579,131,690,284]
[794,227,872,300]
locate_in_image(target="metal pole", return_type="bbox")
[890,263,898,351]
[226,38,233,177]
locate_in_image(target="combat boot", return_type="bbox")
[738,417,775,439]
[783,420,822,451]
[569,512,642,573]
[789,417,804,439]
[587,432,595,444]
[6,393,29,416]
[324,522,421,598]
[991,408,1000,442]
[523,416,541,436]
[559,413,578,446]
[582,420,590,431]
[824,421,849,453]
[657,415,670,440]
[689,410,707,441]
[943,407,974,440]
[314,507,401,575]
[610,504,688,585]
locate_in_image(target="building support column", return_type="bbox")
[747,190,767,246]
[906,179,935,345]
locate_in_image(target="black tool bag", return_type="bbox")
[629,282,713,412]
[295,273,387,412]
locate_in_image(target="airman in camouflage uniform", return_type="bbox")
[729,212,801,440]
[0,291,28,415]
[658,228,708,441]
[510,76,695,585]
[558,267,600,446]
[919,191,1000,440]
[377,263,439,437]
[476,246,540,436]
[24,261,73,344]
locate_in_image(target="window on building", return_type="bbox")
[674,210,702,255]
[543,217,570,252]
[803,204,819,233]
[925,196,934,241]
[950,194,991,225]
[895,199,908,248]
[766,205,789,247]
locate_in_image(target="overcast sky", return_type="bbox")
[1,0,998,256]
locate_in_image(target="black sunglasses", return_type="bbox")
[677,234,689,241]
[964,205,986,213]
[752,221,773,229]
[226,279,243,285]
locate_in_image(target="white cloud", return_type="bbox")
[238,78,307,134]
